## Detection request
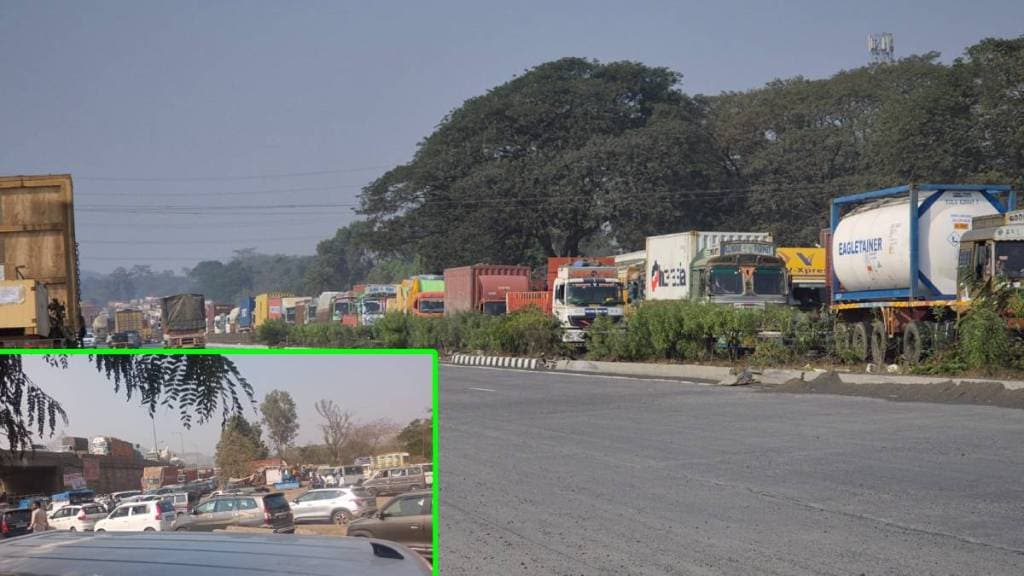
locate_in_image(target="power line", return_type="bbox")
[76,184,366,197]
[77,164,394,183]
[80,235,327,245]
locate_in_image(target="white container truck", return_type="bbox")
[644,231,786,307]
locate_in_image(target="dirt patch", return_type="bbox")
[764,371,1024,410]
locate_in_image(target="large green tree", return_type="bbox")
[260,390,299,458]
[214,414,269,480]
[358,57,730,268]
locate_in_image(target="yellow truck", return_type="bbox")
[398,275,445,317]
[776,247,827,309]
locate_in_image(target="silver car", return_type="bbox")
[290,488,377,525]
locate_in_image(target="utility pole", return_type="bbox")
[151,417,158,459]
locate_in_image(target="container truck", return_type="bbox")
[282,297,312,324]
[332,291,360,326]
[404,275,445,317]
[0,174,82,347]
[777,247,827,309]
[315,291,343,322]
[645,231,786,307]
[551,260,626,343]
[358,285,397,325]
[253,292,291,327]
[236,296,255,332]
[829,183,1017,365]
[614,250,646,309]
[114,308,144,334]
[161,293,206,348]
[444,265,531,315]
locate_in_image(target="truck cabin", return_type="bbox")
[554,278,625,307]
[695,253,788,303]
[413,293,445,316]
[958,212,1024,292]
[478,275,529,315]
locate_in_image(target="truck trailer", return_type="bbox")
[829,183,1017,365]
[444,265,531,315]
[0,174,82,347]
[161,293,206,348]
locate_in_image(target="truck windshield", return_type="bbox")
[995,242,1024,278]
[333,302,351,317]
[709,267,743,295]
[481,301,507,315]
[362,301,382,313]
[566,284,623,306]
[753,268,786,295]
[419,299,444,313]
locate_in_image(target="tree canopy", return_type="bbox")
[214,414,269,480]
[260,390,299,458]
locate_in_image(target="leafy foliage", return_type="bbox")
[256,320,292,346]
[260,390,299,458]
[214,414,269,480]
[397,418,432,459]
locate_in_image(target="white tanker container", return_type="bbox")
[832,191,998,296]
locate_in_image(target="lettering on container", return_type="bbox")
[837,238,883,256]
[650,261,686,291]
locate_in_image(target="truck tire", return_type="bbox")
[902,321,929,365]
[870,321,889,366]
[850,322,870,362]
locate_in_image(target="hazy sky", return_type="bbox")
[1,1,1022,272]
[23,353,433,455]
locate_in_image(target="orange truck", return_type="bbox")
[443,265,531,315]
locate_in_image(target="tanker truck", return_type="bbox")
[829,183,1017,365]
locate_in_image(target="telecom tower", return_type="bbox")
[868,33,895,64]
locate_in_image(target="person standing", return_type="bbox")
[28,501,49,532]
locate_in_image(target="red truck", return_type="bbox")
[444,265,531,315]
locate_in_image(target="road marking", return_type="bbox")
[468,387,497,392]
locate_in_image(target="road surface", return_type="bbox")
[439,366,1024,575]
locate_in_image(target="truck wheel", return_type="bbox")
[850,322,870,362]
[870,321,889,366]
[833,323,851,357]
[902,322,930,365]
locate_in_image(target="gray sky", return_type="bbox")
[1,0,1022,272]
[23,354,433,455]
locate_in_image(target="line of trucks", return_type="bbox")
[1,174,1020,366]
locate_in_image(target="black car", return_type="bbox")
[1,508,32,538]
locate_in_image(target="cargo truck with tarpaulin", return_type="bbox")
[829,183,1017,365]
[0,174,82,347]
[161,293,206,348]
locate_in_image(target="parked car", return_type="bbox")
[0,531,432,575]
[175,492,293,533]
[94,500,176,532]
[110,490,142,504]
[82,332,96,347]
[164,492,198,514]
[421,463,433,486]
[347,490,432,560]
[48,503,108,531]
[362,466,427,497]
[0,508,31,539]
[290,488,377,525]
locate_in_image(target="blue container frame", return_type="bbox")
[830,183,1016,303]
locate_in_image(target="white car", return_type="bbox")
[94,500,177,532]
[48,502,108,531]
[82,333,96,347]
[290,488,377,524]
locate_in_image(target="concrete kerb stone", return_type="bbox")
[447,354,539,370]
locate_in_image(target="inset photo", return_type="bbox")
[0,351,435,575]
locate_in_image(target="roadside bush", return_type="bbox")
[490,309,563,356]
[287,322,375,347]
[957,300,1013,371]
[586,316,630,360]
[256,319,291,346]
[372,313,411,348]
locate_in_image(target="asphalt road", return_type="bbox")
[438,366,1024,575]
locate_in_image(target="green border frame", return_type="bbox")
[0,347,440,571]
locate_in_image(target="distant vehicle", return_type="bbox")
[290,488,377,525]
[82,332,96,347]
[124,330,142,347]
[48,503,108,531]
[0,531,433,576]
[175,492,293,533]
[0,508,31,539]
[164,492,198,514]
[421,463,433,486]
[347,489,432,561]
[361,466,427,497]
[109,490,142,504]
[94,500,176,532]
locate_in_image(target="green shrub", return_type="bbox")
[957,300,1012,371]
[256,319,291,346]
[372,313,411,348]
[491,309,563,356]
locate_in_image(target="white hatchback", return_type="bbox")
[94,500,177,532]
[48,503,109,531]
